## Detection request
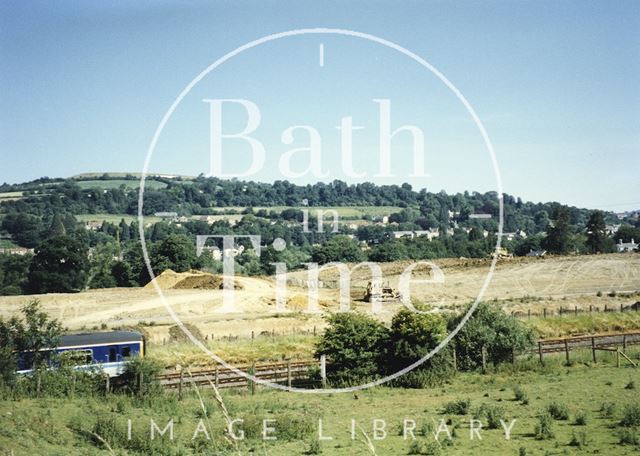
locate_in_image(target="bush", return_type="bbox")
[620,403,640,427]
[444,399,471,415]
[600,402,616,418]
[534,412,555,440]
[117,357,163,398]
[569,430,588,448]
[306,438,322,454]
[386,309,453,387]
[574,411,587,426]
[314,312,389,386]
[448,302,536,371]
[475,403,504,429]
[408,440,441,455]
[618,428,639,445]
[625,380,636,390]
[547,402,570,420]
[513,385,528,403]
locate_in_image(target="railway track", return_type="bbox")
[158,331,640,390]
[159,359,317,390]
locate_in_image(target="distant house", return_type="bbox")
[605,224,621,235]
[85,221,102,231]
[154,212,178,219]
[616,238,638,252]
[0,247,33,256]
[392,231,415,240]
[526,249,547,257]
[469,213,492,219]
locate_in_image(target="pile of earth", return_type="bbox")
[144,269,243,290]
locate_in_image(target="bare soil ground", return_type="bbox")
[0,253,638,345]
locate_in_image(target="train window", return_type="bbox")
[108,347,117,362]
[121,346,131,358]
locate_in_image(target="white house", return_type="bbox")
[616,238,638,252]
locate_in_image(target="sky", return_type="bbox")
[1,0,639,211]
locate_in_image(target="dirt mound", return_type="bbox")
[172,273,223,290]
[144,269,243,291]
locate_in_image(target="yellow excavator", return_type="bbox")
[363,281,403,302]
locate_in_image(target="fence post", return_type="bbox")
[543,308,547,319]
[623,335,627,352]
[538,341,543,364]
[251,330,254,342]
[605,304,608,312]
[589,305,592,313]
[178,368,183,401]
[564,339,570,364]
[574,306,578,316]
[320,355,327,389]
[591,337,597,363]
[105,374,110,395]
[527,309,531,320]
[313,326,317,336]
[620,303,624,313]
[250,362,255,395]
[616,350,621,368]
[215,364,219,388]
[452,347,457,371]
[287,359,292,389]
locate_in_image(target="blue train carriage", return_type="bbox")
[17,330,145,377]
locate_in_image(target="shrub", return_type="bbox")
[314,312,389,386]
[448,302,536,371]
[547,402,570,420]
[574,411,587,426]
[117,357,163,398]
[625,380,636,390]
[618,428,639,445]
[444,399,471,415]
[534,412,555,440]
[600,402,616,418]
[569,430,588,448]
[306,438,322,454]
[620,403,640,427]
[476,404,504,429]
[513,385,528,403]
[408,441,441,455]
[386,309,453,387]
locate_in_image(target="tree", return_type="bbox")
[367,240,408,262]
[614,224,640,243]
[386,308,453,387]
[0,253,32,295]
[448,302,535,371]
[543,206,572,254]
[0,300,62,384]
[151,234,197,273]
[311,236,365,264]
[585,211,613,253]
[314,312,389,385]
[26,236,89,294]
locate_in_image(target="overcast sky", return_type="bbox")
[1,1,639,211]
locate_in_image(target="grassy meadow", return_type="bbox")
[1,351,639,455]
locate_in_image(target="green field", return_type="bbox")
[74,179,167,190]
[211,206,403,219]
[75,214,163,225]
[1,352,639,455]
